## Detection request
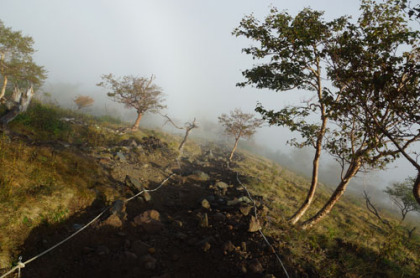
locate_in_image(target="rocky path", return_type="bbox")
[16,138,287,278]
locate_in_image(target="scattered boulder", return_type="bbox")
[248,216,261,232]
[133,210,164,234]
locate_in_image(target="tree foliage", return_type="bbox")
[74,95,94,110]
[235,0,420,228]
[0,20,46,100]
[97,74,166,130]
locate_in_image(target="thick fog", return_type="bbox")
[1,0,419,211]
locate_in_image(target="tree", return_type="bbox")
[385,177,420,222]
[74,95,94,110]
[97,74,166,130]
[325,0,420,206]
[233,7,349,224]
[300,0,420,229]
[162,114,199,153]
[0,20,46,101]
[218,109,263,161]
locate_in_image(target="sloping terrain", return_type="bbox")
[0,102,419,277]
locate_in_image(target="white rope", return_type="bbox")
[0,173,174,278]
[236,172,290,278]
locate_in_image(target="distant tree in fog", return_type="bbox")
[385,177,420,222]
[97,74,166,131]
[218,109,263,161]
[74,95,94,110]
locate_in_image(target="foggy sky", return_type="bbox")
[1,0,418,195]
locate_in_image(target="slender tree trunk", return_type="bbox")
[301,159,361,229]
[289,64,327,224]
[289,116,327,224]
[0,75,8,100]
[412,172,420,206]
[178,128,191,152]
[229,137,240,161]
[131,112,143,131]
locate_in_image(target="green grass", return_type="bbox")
[0,101,419,276]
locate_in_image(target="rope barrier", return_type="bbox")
[0,173,174,278]
[236,172,290,278]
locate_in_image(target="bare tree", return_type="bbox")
[74,95,94,110]
[162,114,199,153]
[97,74,166,131]
[218,109,263,161]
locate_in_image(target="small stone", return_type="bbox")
[215,181,229,189]
[131,240,149,256]
[142,191,151,202]
[173,220,183,227]
[103,214,123,228]
[72,223,83,231]
[148,247,156,254]
[264,274,276,278]
[202,242,211,252]
[133,210,163,233]
[241,242,247,252]
[192,170,210,181]
[240,205,253,216]
[124,251,138,261]
[96,245,110,256]
[175,232,188,240]
[249,259,264,273]
[199,213,209,228]
[141,255,157,270]
[213,212,226,222]
[223,241,235,253]
[201,199,211,209]
[248,216,261,232]
[125,175,143,192]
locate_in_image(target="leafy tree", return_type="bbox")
[97,74,166,131]
[218,108,263,161]
[385,177,420,222]
[233,7,348,224]
[300,0,420,229]
[325,0,420,206]
[235,0,419,228]
[0,20,46,100]
[74,95,94,110]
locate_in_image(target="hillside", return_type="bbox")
[0,101,419,278]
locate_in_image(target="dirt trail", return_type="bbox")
[15,138,290,278]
